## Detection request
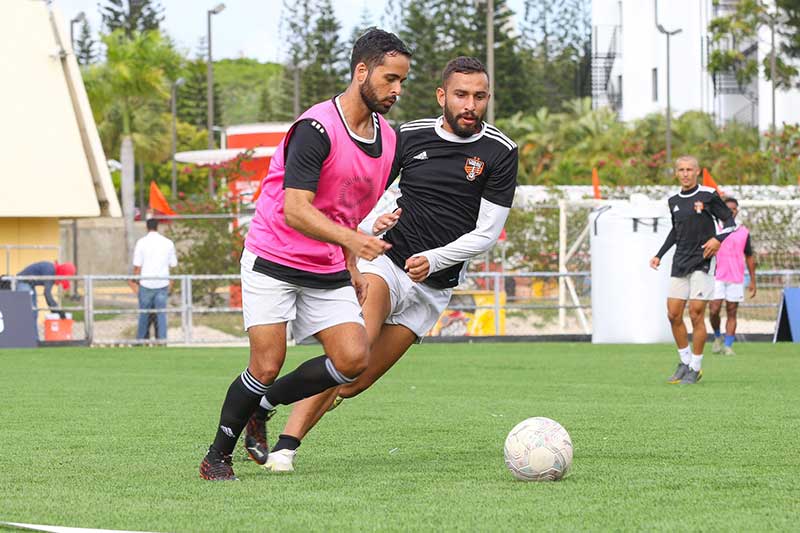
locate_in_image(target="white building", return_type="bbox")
[591,0,800,129]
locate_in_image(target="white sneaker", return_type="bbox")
[263,449,296,473]
[722,346,736,356]
[711,337,723,353]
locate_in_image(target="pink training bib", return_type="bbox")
[715,225,749,283]
[245,99,396,274]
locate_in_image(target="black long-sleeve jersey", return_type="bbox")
[383,117,518,289]
[655,184,735,277]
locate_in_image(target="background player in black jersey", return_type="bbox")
[650,155,735,384]
[246,56,518,472]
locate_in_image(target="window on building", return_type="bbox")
[652,68,658,101]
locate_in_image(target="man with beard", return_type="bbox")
[245,56,518,473]
[199,28,411,481]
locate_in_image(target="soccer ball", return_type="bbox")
[503,417,573,481]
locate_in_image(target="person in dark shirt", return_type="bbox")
[14,261,76,340]
[650,156,734,384]
[247,56,518,473]
[16,261,75,318]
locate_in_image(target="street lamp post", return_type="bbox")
[207,3,226,196]
[69,11,86,51]
[171,77,186,200]
[655,0,682,167]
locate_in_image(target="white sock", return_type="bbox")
[678,346,691,365]
[689,354,703,372]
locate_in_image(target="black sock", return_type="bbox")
[263,355,353,408]
[272,434,301,453]
[211,369,270,456]
[252,404,271,421]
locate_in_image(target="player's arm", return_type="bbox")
[282,120,389,260]
[359,127,405,236]
[651,228,676,270]
[406,148,518,281]
[744,234,757,297]
[702,193,736,258]
[406,198,509,281]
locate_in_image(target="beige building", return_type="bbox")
[0,1,120,276]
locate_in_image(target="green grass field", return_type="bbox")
[1,343,799,532]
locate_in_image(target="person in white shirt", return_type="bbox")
[129,218,177,341]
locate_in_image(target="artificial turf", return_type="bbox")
[1,342,798,531]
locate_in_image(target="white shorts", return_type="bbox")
[357,254,452,338]
[668,270,715,301]
[240,249,364,343]
[713,280,745,302]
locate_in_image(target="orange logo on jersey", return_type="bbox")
[694,201,704,213]
[464,157,484,181]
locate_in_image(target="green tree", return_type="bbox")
[75,19,97,65]
[522,0,591,111]
[175,58,223,130]
[84,30,182,265]
[302,0,349,105]
[100,0,165,38]
[394,0,455,121]
[708,0,800,89]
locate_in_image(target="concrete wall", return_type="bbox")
[60,218,147,275]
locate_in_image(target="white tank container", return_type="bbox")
[590,195,674,343]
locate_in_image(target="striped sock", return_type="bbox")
[211,368,270,455]
[264,355,356,408]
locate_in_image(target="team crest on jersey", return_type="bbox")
[464,157,484,181]
[694,201,704,214]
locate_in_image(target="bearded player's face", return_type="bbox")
[357,53,410,114]
[437,72,490,137]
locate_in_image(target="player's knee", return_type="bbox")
[688,309,704,323]
[330,347,369,380]
[726,303,738,316]
[247,358,282,383]
[667,311,682,324]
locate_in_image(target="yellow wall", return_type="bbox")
[0,218,61,275]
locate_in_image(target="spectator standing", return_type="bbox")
[129,218,177,341]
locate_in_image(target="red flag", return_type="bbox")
[149,181,176,216]
[592,168,601,199]
[702,168,722,195]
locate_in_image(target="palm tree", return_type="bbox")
[84,30,181,263]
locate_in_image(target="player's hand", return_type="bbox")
[350,269,369,306]
[702,237,721,258]
[373,208,402,235]
[748,281,757,299]
[348,232,391,261]
[405,255,430,282]
[649,257,660,270]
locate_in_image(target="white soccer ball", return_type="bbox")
[503,417,573,481]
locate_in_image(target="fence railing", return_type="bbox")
[4,270,797,345]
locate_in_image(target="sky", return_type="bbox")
[53,0,526,63]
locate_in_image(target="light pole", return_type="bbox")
[655,0,682,167]
[207,3,225,196]
[69,11,86,50]
[171,77,186,199]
